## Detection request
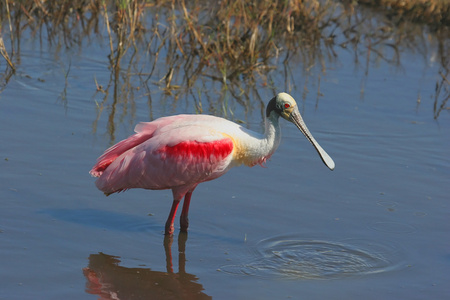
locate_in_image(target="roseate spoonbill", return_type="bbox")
[90,93,335,235]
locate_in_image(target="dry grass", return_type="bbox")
[0,0,448,129]
[356,0,450,27]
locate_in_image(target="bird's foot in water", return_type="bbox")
[165,222,175,236]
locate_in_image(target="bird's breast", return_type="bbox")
[225,134,273,167]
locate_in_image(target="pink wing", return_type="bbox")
[90,115,234,198]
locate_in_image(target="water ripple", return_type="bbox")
[369,221,416,234]
[219,235,404,280]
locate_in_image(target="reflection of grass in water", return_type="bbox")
[357,0,450,27]
[0,0,448,139]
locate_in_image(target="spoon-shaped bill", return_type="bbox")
[289,108,335,170]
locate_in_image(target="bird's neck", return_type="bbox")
[237,113,282,167]
[263,113,282,154]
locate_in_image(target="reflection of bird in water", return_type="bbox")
[83,233,211,300]
[90,93,335,235]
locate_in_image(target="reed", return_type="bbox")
[356,0,450,27]
[0,0,448,135]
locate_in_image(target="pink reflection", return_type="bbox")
[83,234,211,300]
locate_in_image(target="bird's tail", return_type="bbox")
[90,131,154,177]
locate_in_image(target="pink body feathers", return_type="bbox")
[90,115,236,200]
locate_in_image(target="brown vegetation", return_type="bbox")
[0,0,448,126]
[356,0,450,27]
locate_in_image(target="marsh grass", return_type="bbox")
[0,0,448,137]
[356,0,450,28]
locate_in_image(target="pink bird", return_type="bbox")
[90,93,335,235]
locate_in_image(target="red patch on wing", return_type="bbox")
[160,139,233,160]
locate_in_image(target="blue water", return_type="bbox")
[1,8,449,300]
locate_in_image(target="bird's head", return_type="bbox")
[266,92,335,170]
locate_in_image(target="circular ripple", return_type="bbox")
[219,236,404,280]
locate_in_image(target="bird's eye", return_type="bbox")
[284,103,290,109]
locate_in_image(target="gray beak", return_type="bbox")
[289,107,335,170]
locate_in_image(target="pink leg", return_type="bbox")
[180,191,193,232]
[165,200,181,236]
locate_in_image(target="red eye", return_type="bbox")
[284,103,290,108]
